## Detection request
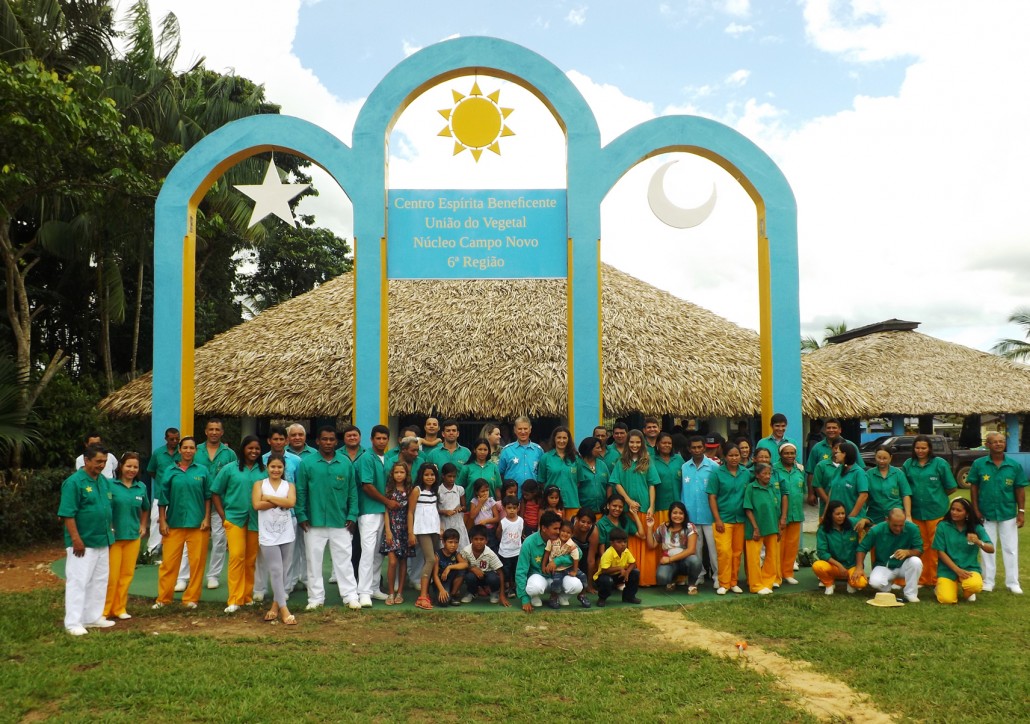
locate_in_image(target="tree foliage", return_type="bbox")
[991,308,1030,362]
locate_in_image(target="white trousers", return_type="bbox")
[869,557,922,599]
[147,498,162,553]
[306,526,357,605]
[695,523,718,583]
[982,517,1020,589]
[357,514,385,596]
[64,546,109,629]
[525,572,583,598]
[177,511,225,583]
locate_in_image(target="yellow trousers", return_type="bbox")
[913,517,943,586]
[224,520,259,606]
[778,522,801,582]
[812,561,868,589]
[714,523,744,589]
[104,538,141,617]
[745,534,780,592]
[157,527,208,605]
[935,572,982,604]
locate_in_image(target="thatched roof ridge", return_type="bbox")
[100,265,873,419]
[807,329,1030,415]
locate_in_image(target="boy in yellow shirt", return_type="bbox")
[593,527,641,606]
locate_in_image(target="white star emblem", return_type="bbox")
[234,160,310,228]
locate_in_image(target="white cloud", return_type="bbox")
[721,0,751,17]
[566,6,587,26]
[725,68,751,86]
[402,39,422,57]
[725,22,754,37]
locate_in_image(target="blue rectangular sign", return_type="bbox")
[387,189,567,279]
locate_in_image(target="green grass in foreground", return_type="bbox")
[682,525,1030,722]
[0,590,811,724]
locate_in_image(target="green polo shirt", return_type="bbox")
[815,525,859,565]
[743,481,781,537]
[109,480,149,540]
[296,452,358,527]
[806,438,866,474]
[515,531,548,605]
[159,463,212,529]
[610,460,659,511]
[858,520,923,569]
[577,458,610,514]
[968,455,1028,521]
[356,451,387,516]
[755,435,800,466]
[457,460,502,498]
[58,469,114,548]
[596,514,638,548]
[146,446,179,481]
[706,465,751,524]
[212,463,266,528]
[651,453,684,511]
[538,450,580,508]
[902,457,957,520]
[827,465,868,517]
[196,442,238,480]
[603,446,624,472]
[773,463,806,524]
[290,444,318,458]
[864,466,911,523]
[933,521,991,580]
[425,444,471,472]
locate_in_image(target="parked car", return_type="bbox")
[859,435,987,488]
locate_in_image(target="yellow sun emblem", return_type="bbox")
[438,82,515,162]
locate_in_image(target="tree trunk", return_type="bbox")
[130,255,144,378]
[97,251,115,393]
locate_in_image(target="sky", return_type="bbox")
[143,0,1030,353]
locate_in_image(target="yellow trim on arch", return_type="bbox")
[180,209,197,437]
[756,213,773,438]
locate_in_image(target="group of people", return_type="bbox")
[59,415,1026,634]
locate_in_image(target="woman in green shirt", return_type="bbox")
[610,430,660,586]
[902,434,957,587]
[651,432,684,527]
[595,493,644,551]
[707,444,751,595]
[865,447,912,523]
[812,500,867,595]
[933,497,994,604]
[104,452,149,620]
[576,437,610,515]
[213,436,266,613]
[537,426,580,517]
[458,438,502,498]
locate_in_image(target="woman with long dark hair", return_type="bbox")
[933,497,994,604]
[811,500,867,595]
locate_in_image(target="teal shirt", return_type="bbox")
[577,458,610,514]
[457,460,502,498]
[806,438,865,474]
[602,446,623,473]
[858,520,923,569]
[213,463,266,528]
[610,459,659,512]
[968,455,1028,521]
[109,480,149,540]
[773,463,806,524]
[864,466,911,523]
[743,481,781,537]
[425,444,471,473]
[755,435,800,466]
[651,454,684,511]
[196,442,238,480]
[706,465,751,524]
[902,457,956,520]
[827,465,868,518]
[290,444,318,459]
[596,514,638,548]
[158,463,211,529]
[538,450,580,508]
[146,446,179,481]
[296,453,358,528]
[816,525,860,566]
[356,452,387,516]
[58,469,114,548]
[515,532,548,604]
[933,521,991,580]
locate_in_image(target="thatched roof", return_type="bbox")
[807,327,1030,416]
[100,265,873,419]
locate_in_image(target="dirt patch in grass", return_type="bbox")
[643,609,896,723]
[0,544,64,593]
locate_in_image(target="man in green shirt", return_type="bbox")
[425,419,471,471]
[855,508,923,602]
[186,419,237,590]
[805,419,865,498]
[145,427,179,556]
[515,511,582,611]
[356,424,395,606]
[969,431,1027,594]
[59,446,115,635]
[755,413,800,466]
[297,426,360,611]
[287,423,317,458]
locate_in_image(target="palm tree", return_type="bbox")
[991,308,1030,362]
[801,321,848,352]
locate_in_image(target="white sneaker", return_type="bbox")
[151,602,164,610]
[1009,586,1024,595]
[785,577,799,585]
[490,592,499,604]
[461,593,474,604]
[793,561,800,571]
[358,594,372,608]
[117,613,132,620]
[305,602,323,611]
[558,594,570,606]
[253,593,265,603]
[982,583,994,592]
[184,602,198,610]
[824,585,835,595]
[890,584,902,591]
[757,588,773,595]
[329,574,337,583]
[730,585,743,594]
[347,598,362,610]
[174,580,187,592]
[716,587,728,595]
[904,595,920,603]
[966,594,976,602]
[531,596,543,607]
[206,577,219,589]
[85,618,115,628]
[224,605,240,613]
[846,584,857,594]
[67,626,89,636]
[371,591,390,601]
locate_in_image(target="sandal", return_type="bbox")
[385,595,395,606]
[394,594,404,605]
[415,596,433,610]
[282,614,297,626]
[665,583,676,592]
[263,609,278,622]
[688,586,698,595]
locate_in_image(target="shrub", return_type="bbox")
[0,468,70,549]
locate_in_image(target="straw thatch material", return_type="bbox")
[100,265,872,419]
[807,329,1030,416]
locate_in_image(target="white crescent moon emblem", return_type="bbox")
[647,160,717,229]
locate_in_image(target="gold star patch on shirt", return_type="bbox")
[982,474,990,482]
[85,486,93,493]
